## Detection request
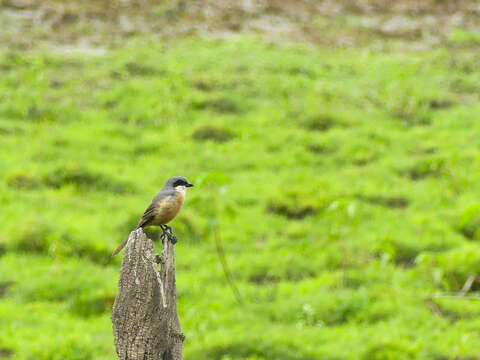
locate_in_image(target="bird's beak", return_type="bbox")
[186,182,194,187]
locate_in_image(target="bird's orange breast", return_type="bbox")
[152,192,185,225]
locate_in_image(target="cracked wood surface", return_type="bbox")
[112,228,184,360]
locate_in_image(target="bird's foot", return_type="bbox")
[161,225,178,244]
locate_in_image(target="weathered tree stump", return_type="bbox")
[112,228,184,360]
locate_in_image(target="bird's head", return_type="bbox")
[164,176,194,193]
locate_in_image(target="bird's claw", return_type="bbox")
[168,233,178,244]
[162,225,178,244]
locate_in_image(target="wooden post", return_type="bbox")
[112,228,184,360]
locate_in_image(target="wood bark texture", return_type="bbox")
[112,228,184,360]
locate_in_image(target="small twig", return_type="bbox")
[426,274,479,302]
[459,274,477,296]
[424,298,444,318]
[430,293,480,299]
[213,223,243,305]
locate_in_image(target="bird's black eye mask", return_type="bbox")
[173,179,193,187]
[173,180,184,187]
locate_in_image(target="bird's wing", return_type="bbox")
[137,201,157,228]
[137,190,176,227]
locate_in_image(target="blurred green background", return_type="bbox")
[1,1,480,359]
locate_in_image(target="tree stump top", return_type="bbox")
[112,228,184,360]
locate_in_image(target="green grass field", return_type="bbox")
[1,25,480,360]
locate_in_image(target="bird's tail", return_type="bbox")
[112,227,139,257]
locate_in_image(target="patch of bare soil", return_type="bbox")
[1,0,480,49]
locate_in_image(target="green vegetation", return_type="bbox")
[1,7,480,358]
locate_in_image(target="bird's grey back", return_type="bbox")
[153,188,176,204]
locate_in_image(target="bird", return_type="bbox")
[112,176,194,256]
